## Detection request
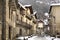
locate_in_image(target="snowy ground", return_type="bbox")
[28,36,60,40]
[28,36,47,40]
[16,35,60,40]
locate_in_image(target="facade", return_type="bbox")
[37,20,44,35]
[20,4,32,36]
[32,15,37,34]
[24,5,35,35]
[0,0,37,40]
[0,0,20,40]
[25,5,37,35]
[16,4,37,36]
[16,3,27,36]
[49,3,60,36]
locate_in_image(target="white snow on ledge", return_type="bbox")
[18,2,26,10]
[51,3,60,6]
[24,5,32,7]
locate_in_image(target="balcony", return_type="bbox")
[20,7,26,15]
[16,20,32,29]
[20,12,25,15]
[16,20,21,25]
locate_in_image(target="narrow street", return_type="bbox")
[28,36,60,40]
[1,0,60,40]
[28,36,47,40]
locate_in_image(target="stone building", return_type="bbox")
[37,20,44,35]
[0,0,19,40]
[25,5,33,35]
[32,15,37,35]
[0,0,37,40]
[24,5,37,35]
[49,3,60,36]
[16,3,31,36]
[16,3,35,36]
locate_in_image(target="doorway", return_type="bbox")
[19,29,22,36]
[9,26,11,40]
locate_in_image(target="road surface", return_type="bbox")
[28,36,60,40]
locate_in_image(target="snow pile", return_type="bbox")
[28,36,37,40]
[54,38,60,40]
[45,35,60,40]
[16,36,24,39]
[45,36,52,40]
[24,5,31,7]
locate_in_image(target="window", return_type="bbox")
[0,15,2,21]
[16,15,18,21]
[12,10,16,21]
[21,16,22,22]
[9,26,11,39]
[23,16,26,22]
[27,8,30,15]
[11,11,12,20]
[26,18,27,24]
[9,7,10,19]
[30,21,32,25]
[19,15,21,21]
[26,19,30,24]
[19,29,22,36]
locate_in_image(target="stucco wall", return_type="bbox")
[51,6,60,34]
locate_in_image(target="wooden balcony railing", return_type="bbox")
[16,20,32,29]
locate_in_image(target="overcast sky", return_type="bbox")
[18,0,59,19]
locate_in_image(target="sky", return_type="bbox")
[18,0,59,19]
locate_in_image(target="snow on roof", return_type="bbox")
[24,5,32,7]
[51,3,60,6]
[18,2,26,10]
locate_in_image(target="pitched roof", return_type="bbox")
[24,5,31,7]
[24,5,33,14]
[18,2,26,10]
[51,3,60,6]
[49,3,60,14]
